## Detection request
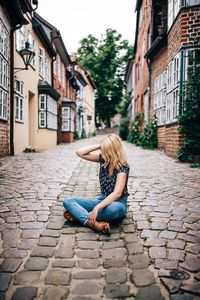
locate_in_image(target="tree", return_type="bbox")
[76,29,133,127]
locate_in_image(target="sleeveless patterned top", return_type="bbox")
[99,154,129,197]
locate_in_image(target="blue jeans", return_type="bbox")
[63,192,127,225]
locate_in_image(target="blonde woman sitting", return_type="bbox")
[63,134,129,234]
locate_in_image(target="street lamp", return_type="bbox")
[14,41,35,72]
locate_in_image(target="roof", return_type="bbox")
[32,17,56,57]
[0,0,29,27]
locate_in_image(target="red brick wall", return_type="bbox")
[150,6,200,157]
[0,122,9,156]
[134,0,152,114]
[61,132,73,143]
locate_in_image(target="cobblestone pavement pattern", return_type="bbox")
[0,135,200,300]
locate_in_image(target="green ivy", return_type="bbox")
[127,114,157,150]
[177,60,200,163]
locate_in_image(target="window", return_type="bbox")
[61,64,65,87]
[0,19,9,120]
[38,94,57,130]
[185,48,200,81]
[166,53,180,123]
[15,79,24,122]
[62,107,70,131]
[28,32,36,68]
[154,71,167,125]
[16,26,25,51]
[39,48,45,78]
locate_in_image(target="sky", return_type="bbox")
[37,0,136,54]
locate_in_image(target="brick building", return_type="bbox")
[133,0,200,157]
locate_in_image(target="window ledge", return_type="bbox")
[15,119,24,124]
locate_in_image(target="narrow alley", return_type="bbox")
[0,136,200,300]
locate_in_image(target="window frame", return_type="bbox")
[0,19,9,121]
[15,79,24,123]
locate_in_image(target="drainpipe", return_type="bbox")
[179,50,184,115]
[10,28,14,156]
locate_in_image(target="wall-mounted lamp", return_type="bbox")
[14,41,35,72]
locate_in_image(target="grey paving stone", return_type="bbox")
[24,257,48,271]
[167,240,186,249]
[137,221,150,229]
[168,249,185,261]
[52,259,75,268]
[13,271,41,285]
[141,230,159,238]
[76,250,99,259]
[38,237,58,247]
[159,231,177,239]
[145,238,166,247]
[128,254,149,269]
[104,284,131,298]
[77,259,101,270]
[102,248,125,260]
[0,273,12,292]
[136,284,164,300]
[127,242,143,254]
[22,230,41,239]
[102,240,124,249]
[31,246,55,257]
[130,269,156,286]
[0,259,22,273]
[40,229,60,237]
[170,294,193,300]
[160,278,182,293]
[181,282,200,295]
[75,232,98,241]
[124,233,139,243]
[72,280,100,295]
[18,239,36,250]
[151,222,168,230]
[103,259,126,268]
[122,224,135,233]
[180,254,200,272]
[20,222,44,229]
[43,286,69,300]
[46,222,64,230]
[105,268,127,283]
[62,227,77,234]
[77,241,99,250]
[149,247,167,259]
[1,249,28,258]
[73,270,102,279]
[186,244,200,254]
[11,286,37,300]
[155,259,178,270]
[45,269,71,285]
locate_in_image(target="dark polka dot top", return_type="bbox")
[99,154,130,197]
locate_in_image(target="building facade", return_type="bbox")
[146,0,200,157]
[132,0,200,157]
[0,0,35,156]
[13,14,59,154]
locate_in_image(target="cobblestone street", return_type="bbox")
[0,135,200,300]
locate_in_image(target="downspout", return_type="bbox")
[10,24,22,156]
[179,49,184,115]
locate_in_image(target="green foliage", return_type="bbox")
[127,114,158,149]
[140,118,158,149]
[177,58,200,163]
[119,118,129,140]
[74,130,80,141]
[127,113,144,146]
[76,29,133,127]
[190,163,200,168]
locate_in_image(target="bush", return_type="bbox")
[140,117,157,149]
[119,118,129,140]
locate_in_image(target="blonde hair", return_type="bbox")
[100,134,127,173]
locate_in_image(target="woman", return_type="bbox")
[63,134,129,234]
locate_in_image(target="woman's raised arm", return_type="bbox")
[76,144,100,162]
